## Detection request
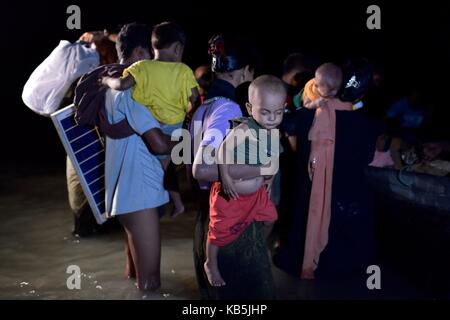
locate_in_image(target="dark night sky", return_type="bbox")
[2,0,449,164]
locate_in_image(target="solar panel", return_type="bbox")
[51,104,107,224]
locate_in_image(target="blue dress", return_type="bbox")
[104,89,169,216]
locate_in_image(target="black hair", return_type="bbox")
[235,81,251,117]
[208,34,250,73]
[282,53,307,75]
[116,23,151,61]
[151,21,186,50]
[282,52,316,89]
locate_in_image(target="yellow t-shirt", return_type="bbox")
[124,60,198,124]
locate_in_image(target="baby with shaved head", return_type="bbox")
[247,75,288,129]
[204,75,286,287]
[303,62,343,109]
[294,63,355,279]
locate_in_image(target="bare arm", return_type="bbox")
[302,94,316,109]
[218,163,239,199]
[102,74,136,91]
[188,87,200,114]
[192,146,263,182]
[287,134,297,152]
[217,130,241,199]
[142,128,178,155]
[263,175,275,195]
[193,123,240,182]
[303,96,328,109]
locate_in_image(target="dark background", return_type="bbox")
[2,0,449,165]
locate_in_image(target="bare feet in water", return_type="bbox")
[125,263,136,279]
[125,247,136,279]
[204,260,226,287]
[135,275,161,292]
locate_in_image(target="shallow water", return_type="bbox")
[0,163,433,299]
[0,163,199,300]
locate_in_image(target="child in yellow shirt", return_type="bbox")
[103,21,199,216]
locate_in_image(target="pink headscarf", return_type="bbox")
[301,79,353,279]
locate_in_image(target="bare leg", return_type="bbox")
[204,240,226,287]
[118,209,161,292]
[160,158,185,218]
[124,233,136,279]
[169,190,185,218]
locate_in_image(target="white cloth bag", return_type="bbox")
[22,40,99,116]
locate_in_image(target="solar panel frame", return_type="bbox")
[51,104,107,224]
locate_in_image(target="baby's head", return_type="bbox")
[247,75,287,130]
[151,21,186,61]
[314,63,343,98]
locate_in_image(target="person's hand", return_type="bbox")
[260,160,279,176]
[315,97,329,109]
[423,142,443,162]
[79,31,106,44]
[219,166,239,200]
[264,176,274,195]
[100,76,111,87]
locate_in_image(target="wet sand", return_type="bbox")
[0,162,431,299]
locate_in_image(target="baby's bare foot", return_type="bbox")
[204,261,226,287]
[171,203,185,218]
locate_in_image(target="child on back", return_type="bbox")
[204,75,287,286]
[102,21,199,216]
[302,62,343,110]
[294,63,355,279]
[294,63,353,178]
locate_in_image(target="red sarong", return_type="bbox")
[208,182,277,247]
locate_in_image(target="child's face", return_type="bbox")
[315,72,339,98]
[247,91,286,130]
